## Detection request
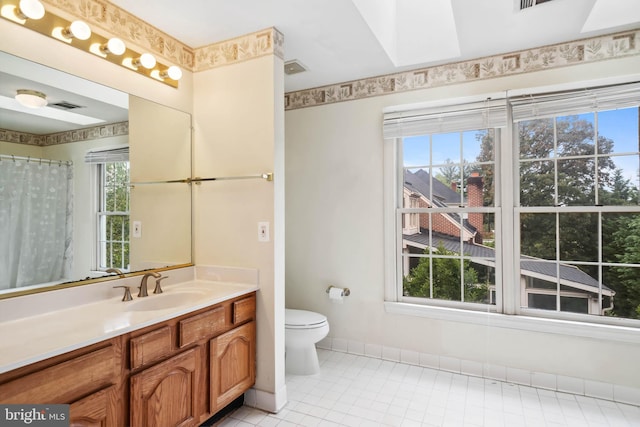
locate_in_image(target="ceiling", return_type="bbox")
[1,0,639,135]
[0,51,128,135]
[109,0,640,92]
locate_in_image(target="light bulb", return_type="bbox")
[160,66,182,81]
[62,20,91,40]
[133,53,156,70]
[17,0,45,20]
[101,38,126,56]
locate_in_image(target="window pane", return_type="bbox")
[463,130,485,163]
[432,133,460,165]
[520,213,556,260]
[602,265,640,320]
[520,160,555,206]
[403,135,430,167]
[602,213,640,263]
[557,158,595,205]
[558,213,597,263]
[598,155,640,205]
[556,114,595,157]
[519,118,555,159]
[599,107,639,155]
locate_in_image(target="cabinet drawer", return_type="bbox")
[130,326,173,369]
[0,345,115,404]
[179,306,225,347]
[233,295,256,325]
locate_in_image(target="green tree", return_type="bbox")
[103,162,130,270]
[435,158,475,190]
[403,244,486,303]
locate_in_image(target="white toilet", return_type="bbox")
[285,309,330,375]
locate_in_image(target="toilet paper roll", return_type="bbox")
[329,287,344,304]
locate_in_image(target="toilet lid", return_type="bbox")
[285,309,327,328]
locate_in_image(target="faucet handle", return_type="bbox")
[154,276,169,294]
[113,286,133,301]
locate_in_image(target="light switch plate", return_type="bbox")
[258,221,269,242]
[133,221,142,238]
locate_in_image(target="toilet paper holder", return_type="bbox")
[326,285,350,297]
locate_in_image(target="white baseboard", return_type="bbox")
[244,384,288,413]
[317,337,640,406]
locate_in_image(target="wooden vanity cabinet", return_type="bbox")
[0,291,257,427]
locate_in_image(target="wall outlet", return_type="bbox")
[133,221,142,238]
[258,222,269,242]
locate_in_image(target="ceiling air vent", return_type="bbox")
[284,60,307,75]
[520,0,553,10]
[49,101,85,110]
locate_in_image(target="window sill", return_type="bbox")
[384,301,640,344]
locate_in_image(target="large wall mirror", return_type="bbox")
[0,51,192,298]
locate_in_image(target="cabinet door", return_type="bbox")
[210,321,255,411]
[130,348,199,427]
[69,386,114,427]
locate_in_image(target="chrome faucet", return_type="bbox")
[138,271,161,297]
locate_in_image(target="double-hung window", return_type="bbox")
[85,148,130,272]
[384,82,640,325]
[384,97,507,311]
[512,83,640,321]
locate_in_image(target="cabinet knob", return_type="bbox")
[113,285,133,301]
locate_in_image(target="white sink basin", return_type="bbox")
[125,291,208,312]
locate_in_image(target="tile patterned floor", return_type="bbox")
[219,349,640,427]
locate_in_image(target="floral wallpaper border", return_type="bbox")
[285,29,640,111]
[40,0,283,72]
[0,121,128,146]
[194,28,284,72]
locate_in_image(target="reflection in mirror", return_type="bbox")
[0,51,192,298]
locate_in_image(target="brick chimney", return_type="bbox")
[467,172,484,243]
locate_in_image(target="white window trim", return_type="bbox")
[384,301,640,344]
[383,81,640,336]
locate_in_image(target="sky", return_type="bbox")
[403,106,640,187]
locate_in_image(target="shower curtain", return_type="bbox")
[0,158,73,290]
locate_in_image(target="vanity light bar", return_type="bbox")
[0,0,181,88]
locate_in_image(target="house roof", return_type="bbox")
[403,231,613,295]
[404,169,477,235]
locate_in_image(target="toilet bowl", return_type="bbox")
[285,309,329,375]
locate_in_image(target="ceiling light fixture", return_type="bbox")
[133,53,156,70]
[62,20,91,40]
[16,0,45,20]
[159,65,182,81]
[15,89,47,108]
[100,37,126,56]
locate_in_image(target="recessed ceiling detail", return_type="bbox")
[582,0,640,33]
[352,0,460,67]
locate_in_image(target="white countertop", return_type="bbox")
[0,266,259,374]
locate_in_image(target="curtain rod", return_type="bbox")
[0,154,72,166]
[131,173,273,186]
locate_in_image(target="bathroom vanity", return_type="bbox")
[0,275,257,427]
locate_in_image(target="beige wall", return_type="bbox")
[285,55,640,398]
[193,54,286,409]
